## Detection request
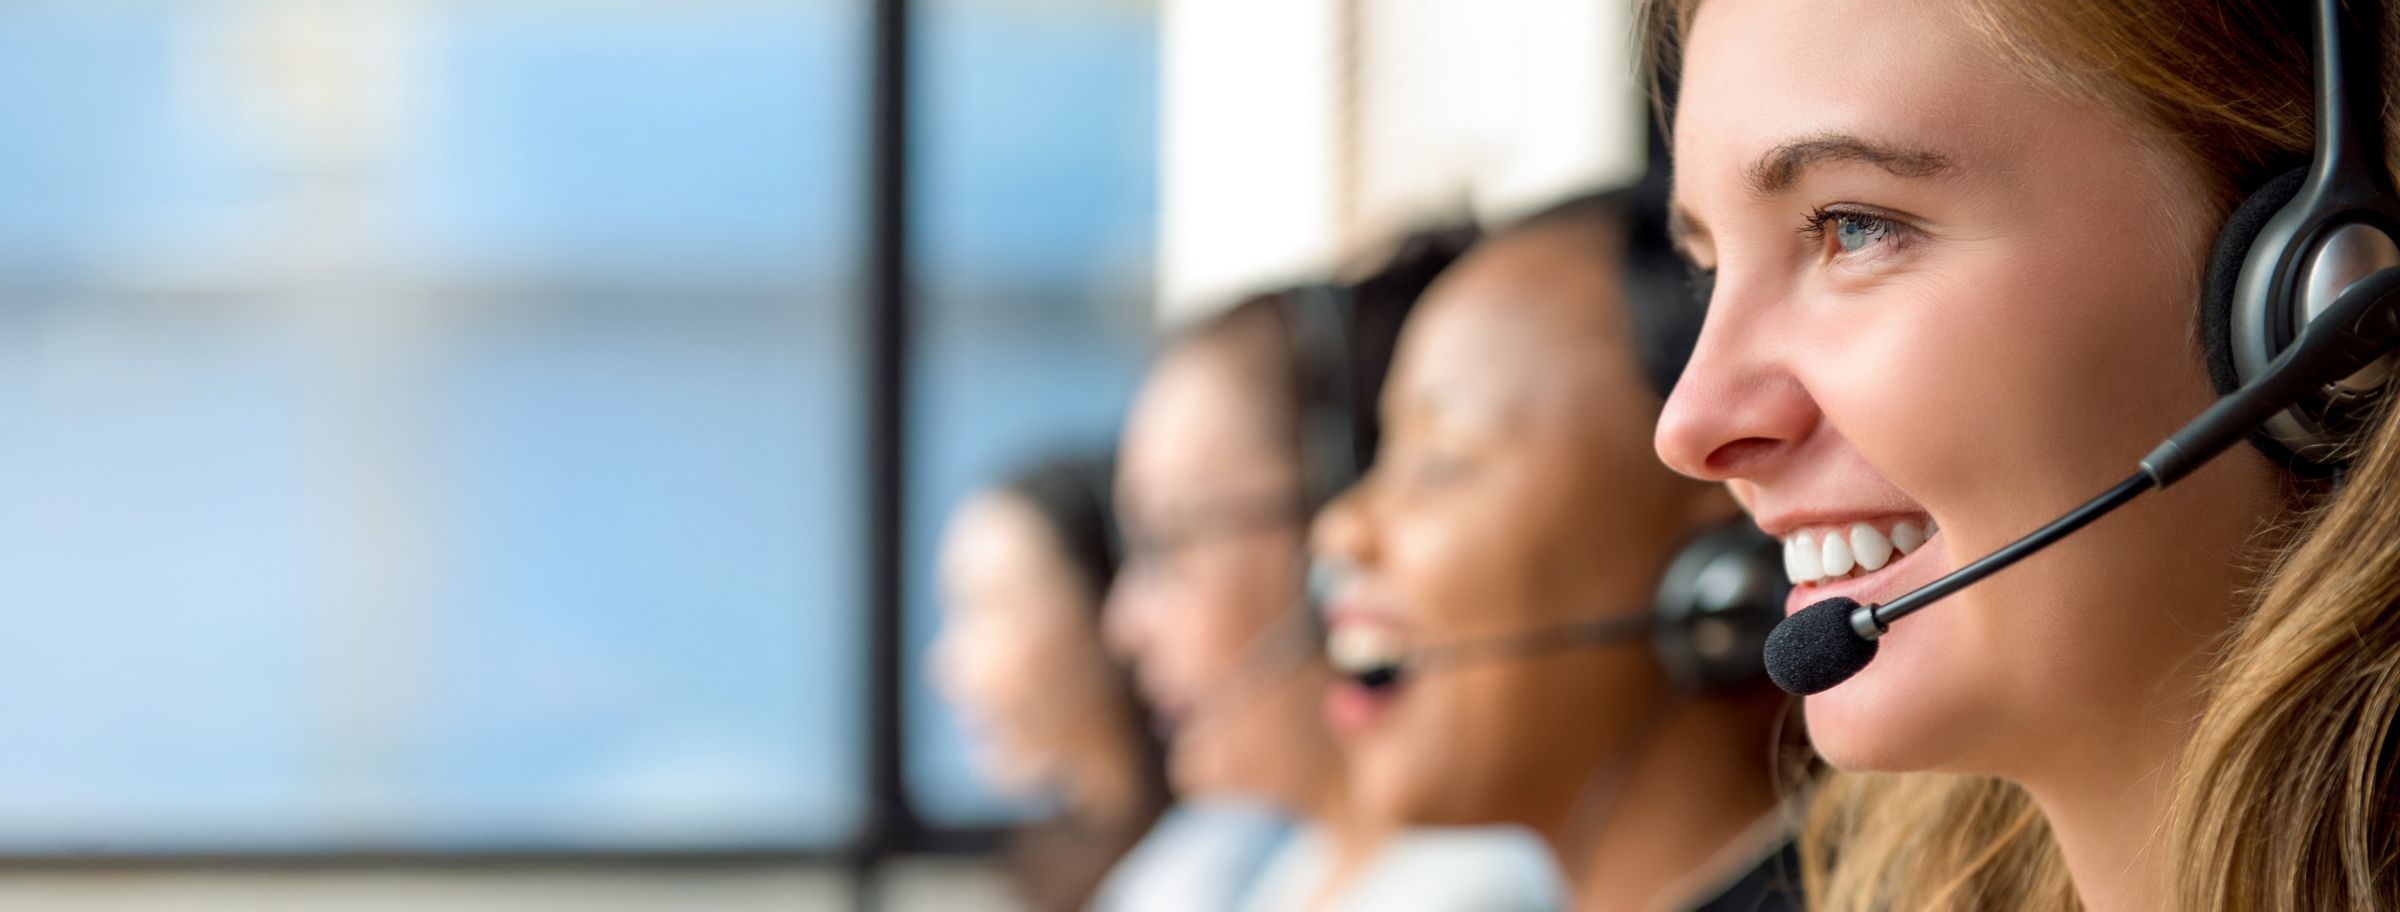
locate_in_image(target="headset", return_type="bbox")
[1758,0,2400,694]
[1650,520,1788,693]
[2201,0,2400,474]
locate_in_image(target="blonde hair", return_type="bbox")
[1641,0,2400,908]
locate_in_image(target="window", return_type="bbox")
[901,0,1160,827]
[0,1,864,852]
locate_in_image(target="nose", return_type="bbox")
[1308,481,1379,577]
[1653,287,1820,483]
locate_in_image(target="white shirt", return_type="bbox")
[1091,800,1295,912]
[1235,825,1565,912]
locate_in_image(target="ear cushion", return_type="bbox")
[2200,167,2309,399]
[1651,521,1785,695]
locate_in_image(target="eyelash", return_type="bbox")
[1799,205,1907,255]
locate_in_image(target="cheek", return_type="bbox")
[975,632,1057,714]
[1825,243,2210,507]
[1386,517,1522,639]
[1383,474,1591,640]
[1801,214,2264,771]
[1188,541,1305,671]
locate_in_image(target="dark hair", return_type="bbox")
[1502,125,1700,401]
[1191,223,1481,510]
[1002,455,1122,603]
[992,454,1171,912]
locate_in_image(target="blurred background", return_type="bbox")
[0,0,1643,908]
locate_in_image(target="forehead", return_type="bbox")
[1671,0,2025,202]
[1119,344,1288,496]
[942,493,1058,584]
[1393,231,1627,415]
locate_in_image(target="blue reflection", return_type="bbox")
[0,1,864,852]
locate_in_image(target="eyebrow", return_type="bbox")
[1744,133,1954,195]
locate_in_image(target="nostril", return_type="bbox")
[1704,437,1784,477]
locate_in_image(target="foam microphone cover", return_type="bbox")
[1763,597,1879,695]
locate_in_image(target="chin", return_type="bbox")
[1797,607,1998,773]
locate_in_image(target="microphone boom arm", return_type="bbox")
[1852,266,2400,641]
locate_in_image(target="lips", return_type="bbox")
[1321,605,1410,736]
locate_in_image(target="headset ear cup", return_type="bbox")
[2201,168,2310,400]
[2199,167,2317,469]
[1652,521,1788,695]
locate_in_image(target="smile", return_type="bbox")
[1779,517,1937,586]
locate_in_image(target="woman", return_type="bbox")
[1108,230,1560,911]
[932,457,1171,912]
[1647,0,2400,908]
[1310,192,1799,911]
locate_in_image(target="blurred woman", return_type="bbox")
[933,456,1170,912]
[1648,0,2400,907]
[1108,232,1562,911]
[1312,192,1799,911]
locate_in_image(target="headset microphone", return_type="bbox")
[1767,265,2400,695]
[1337,616,1656,691]
[1331,520,1786,694]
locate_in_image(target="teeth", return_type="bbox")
[1820,530,1855,577]
[1889,521,1925,555]
[1778,518,1931,586]
[1327,625,1405,674]
[1785,535,1814,583]
[1785,531,1818,585]
[1850,523,1892,572]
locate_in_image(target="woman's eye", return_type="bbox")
[1802,207,1903,256]
[1832,215,1888,252]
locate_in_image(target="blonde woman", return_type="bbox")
[1645,0,2400,908]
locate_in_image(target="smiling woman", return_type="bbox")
[1309,191,1797,911]
[1644,0,2400,909]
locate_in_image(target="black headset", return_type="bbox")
[1648,518,1787,694]
[2199,0,2400,475]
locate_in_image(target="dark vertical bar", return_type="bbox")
[857,0,915,905]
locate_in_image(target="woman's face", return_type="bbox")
[1655,0,2283,775]
[933,492,1122,799]
[1108,340,1330,803]
[1313,228,1716,828]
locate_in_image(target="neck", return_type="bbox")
[1295,766,1391,912]
[1059,713,1148,830]
[2016,695,2195,912]
[2006,580,2237,912]
[1547,697,1780,912]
